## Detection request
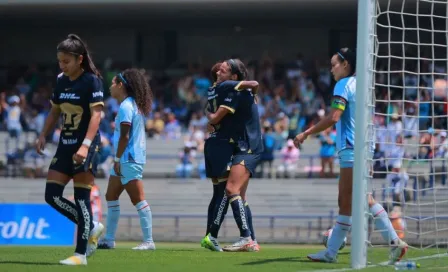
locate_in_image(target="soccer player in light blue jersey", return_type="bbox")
[294,48,408,263]
[98,69,155,251]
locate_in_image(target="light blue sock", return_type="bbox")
[105,200,120,241]
[136,200,153,242]
[370,203,398,244]
[327,215,352,257]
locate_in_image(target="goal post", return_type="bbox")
[353,0,448,269]
[352,0,375,269]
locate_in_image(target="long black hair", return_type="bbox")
[336,47,356,76]
[225,58,248,80]
[57,34,102,78]
[116,68,153,116]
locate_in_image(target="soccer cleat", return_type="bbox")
[307,250,337,263]
[86,222,105,257]
[98,239,116,249]
[389,239,409,264]
[201,234,223,252]
[59,254,87,266]
[132,241,156,250]
[222,237,255,252]
[252,240,261,252]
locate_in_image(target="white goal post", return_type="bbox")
[353,0,448,269]
[352,0,374,268]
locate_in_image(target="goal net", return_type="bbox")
[354,0,448,268]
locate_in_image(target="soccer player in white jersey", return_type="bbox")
[97,69,156,250]
[294,48,408,263]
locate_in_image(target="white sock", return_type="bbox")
[104,200,120,241]
[135,200,153,243]
[370,203,399,244]
[327,215,352,257]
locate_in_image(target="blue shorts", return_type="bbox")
[338,148,354,168]
[110,162,144,185]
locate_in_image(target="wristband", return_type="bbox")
[82,138,92,147]
[114,157,121,163]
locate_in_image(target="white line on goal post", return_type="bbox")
[301,253,448,272]
[352,0,375,269]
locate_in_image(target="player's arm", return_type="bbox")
[298,81,348,141]
[235,81,259,94]
[39,91,62,139]
[207,87,240,124]
[303,96,345,136]
[115,103,133,160]
[84,77,104,147]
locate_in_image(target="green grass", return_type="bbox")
[0,243,447,272]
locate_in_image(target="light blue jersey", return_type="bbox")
[332,76,356,151]
[113,97,146,164]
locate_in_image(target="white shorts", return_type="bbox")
[110,162,144,185]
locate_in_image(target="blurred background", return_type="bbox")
[0,0,447,246]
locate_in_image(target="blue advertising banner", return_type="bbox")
[0,203,75,246]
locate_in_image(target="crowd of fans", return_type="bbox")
[0,55,447,194]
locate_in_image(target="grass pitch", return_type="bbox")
[0,242,447,272]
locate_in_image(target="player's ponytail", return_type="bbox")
[337,47,357,76]
[57,34,102,79]
[116,69,153,116]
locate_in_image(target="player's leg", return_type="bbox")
[44,169,77,223]
[99,175,124,249]
[122,163,155,250]
[241,181,258,251]
[308,149,354,263]
[368,194,408,263]
[223,161,253,252]
[206,178,218,236]
[203,177,228,251]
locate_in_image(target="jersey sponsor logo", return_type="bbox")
[59,93,80,100]
[0,217,50,240]
[62,138,78,145]
[92,91,103,98]
[208,94,218,100]
[224,98,232,102]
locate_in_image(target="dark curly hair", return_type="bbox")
[210,62,222,82]
[116,68,153,116]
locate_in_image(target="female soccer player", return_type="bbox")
[97,68,155,251]
[202,59,262,252]
[202,62,232,243]
[35,34,105,265]
[294,48,408,263]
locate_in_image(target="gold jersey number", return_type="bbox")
[60,103,83,134]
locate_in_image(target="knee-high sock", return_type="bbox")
[105,200,120,241]
[136,200,153,243]
[209,182,228,238]
[74,184,93,255]
[45,181,78,224]
[244,200,256,241]
[327,215,352,257]
[229,194,250,238]
[370,203,399,244]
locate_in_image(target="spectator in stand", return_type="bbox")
[146,111,165,139]
[164,112,181,139]
[1,94,23,152]
[277,139,299,178]
[319,127,337,177]
[176,142,195,179]
[436,131,448,158]
[257,121,277,178]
